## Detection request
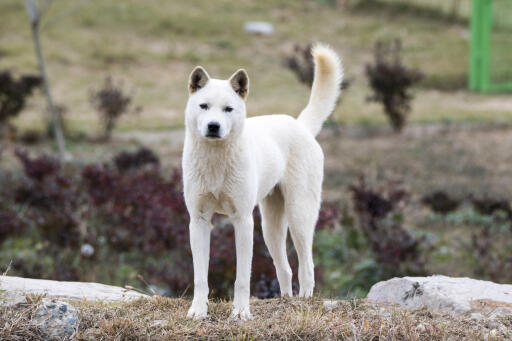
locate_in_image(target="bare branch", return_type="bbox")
[41,0,90,31]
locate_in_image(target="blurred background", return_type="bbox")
[1,0,512,299]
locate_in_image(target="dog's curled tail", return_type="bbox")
[297,43,343,137]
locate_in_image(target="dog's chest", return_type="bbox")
[184,137,248,216]
[188,160,241,215]
[197,191,237,216]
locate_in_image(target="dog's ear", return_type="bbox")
[188,66,210,94]
[229,69,249,100]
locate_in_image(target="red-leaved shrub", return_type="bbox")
[3,147,341,298]
[350,177,426,276]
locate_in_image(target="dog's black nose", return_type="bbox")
[207,122,220,135]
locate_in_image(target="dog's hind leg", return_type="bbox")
[283,167,322,298]
[260,187,293,297]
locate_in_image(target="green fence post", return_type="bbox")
[480,0,493,92]
[470,0,493,92]
[470,0,512,93]
[470,0,483,91]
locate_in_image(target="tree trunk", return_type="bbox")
[29,19,68,160]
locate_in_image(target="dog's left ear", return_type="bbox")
[229,69,249,100]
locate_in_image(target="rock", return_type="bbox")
[485,329,499,341]
[415,323,426,333]
[148,284,172,297]
[367,275,512,316]
[489,307,512,319]
[80,243,95,257]
[243,21,274,35]
[150,320,169,328]
[32,298,78,339]
[323,300,338,312]
[470,312,485,321]
[0,276,149,306]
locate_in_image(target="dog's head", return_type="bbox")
[185,66,249,141]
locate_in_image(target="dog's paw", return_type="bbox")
[187,302,208,320]
[230,307,253,321]
[299,287,314,298]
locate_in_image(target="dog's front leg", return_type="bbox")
[231,215,254,320]
[187,217,211,320]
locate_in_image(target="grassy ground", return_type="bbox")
[1,0,512,136]
[2,2,512,333]
[1,295,510,340]
[321,125,512,202]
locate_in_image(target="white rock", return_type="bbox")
[32,298,78,339]
[415,323,426,333]
[80,243,95,257]
[323,300,338,312]
[485,329,498,340]
[489,307,512,319]
[0,276,149,306]
[367,275,512,315]
[243,21,274,35]
[470,312,485,320]
[150,320,169,328]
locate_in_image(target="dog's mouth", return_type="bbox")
[205,133,221,139]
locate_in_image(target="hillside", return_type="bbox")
[1,0,511,135]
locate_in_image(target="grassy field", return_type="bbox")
[1,0,512,136]
[2,1,512,331]
[2,295,510,340]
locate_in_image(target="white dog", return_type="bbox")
[182,44,343,320]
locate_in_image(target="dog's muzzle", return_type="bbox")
[206,122,221,138]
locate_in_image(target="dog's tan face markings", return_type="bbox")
[189,66,210,94]
[229,69,249,100]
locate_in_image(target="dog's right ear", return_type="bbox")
[188,66,210,94]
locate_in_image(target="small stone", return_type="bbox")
[32,298,78,339]
[470,312,484,321]
[415,323,426,333]
[148,285,171,297]
[150,320,168,328]
[486,321,499,329]
[80,243,95,257]
[243,21,274,35]
[485,329,499,340]
[323,300,338,312]
[489,307,512,319]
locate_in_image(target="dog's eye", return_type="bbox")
[199,103,209,110]
[224,106,233,113]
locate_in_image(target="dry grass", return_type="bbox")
[1,296,510,340]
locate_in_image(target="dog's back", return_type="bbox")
[242,44,343,202]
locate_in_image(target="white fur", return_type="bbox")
[182,44,343,320]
